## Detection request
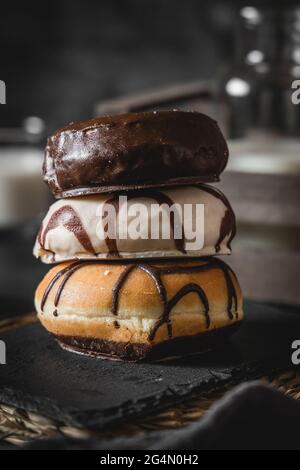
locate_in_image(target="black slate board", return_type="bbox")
[0,300,300,431]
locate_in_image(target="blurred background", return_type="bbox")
[0,0,300,318]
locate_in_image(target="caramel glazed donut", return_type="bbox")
[35,258,243,361]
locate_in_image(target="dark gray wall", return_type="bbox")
[0,0,235,132]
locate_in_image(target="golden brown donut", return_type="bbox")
[35,258,243,361]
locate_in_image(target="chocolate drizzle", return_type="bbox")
[40,258,239,341]
[111,265,136,313]
[198,184,236,252]
[41,261,85,312]
[39,205,95,255]
[149,283,209,341]
[102,190,186,257]
[37,185,235,260]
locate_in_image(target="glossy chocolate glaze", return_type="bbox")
[40,258,239,341]
[43,111,229,198]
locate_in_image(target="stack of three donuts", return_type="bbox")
[34,111,243,360]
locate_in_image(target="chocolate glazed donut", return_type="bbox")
[43,111,229,198]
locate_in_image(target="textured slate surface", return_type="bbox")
[0,300,299,431]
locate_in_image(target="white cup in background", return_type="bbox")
[0,147,49,228]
